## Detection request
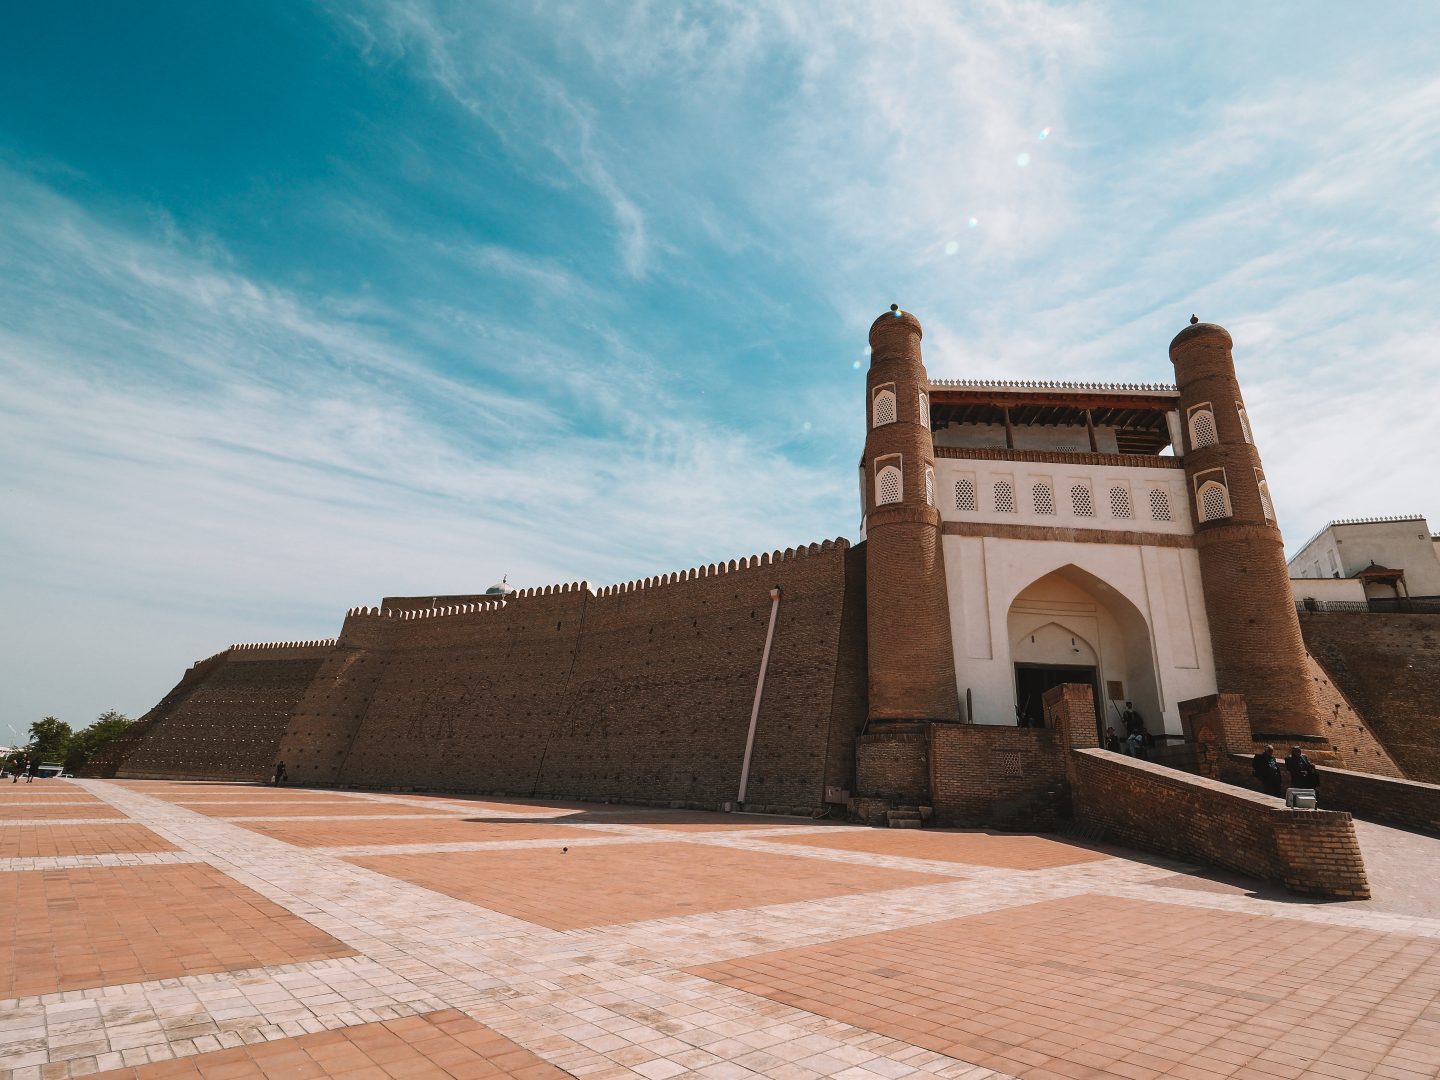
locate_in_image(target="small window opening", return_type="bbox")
[876,464,902,505]
[1109,486,1133,519]
[1071,484,1095,517]
[1148,488,1172,522]
[872,387,897,428]
[1033,482,1055,515]
[994,480,1016,513]
[1189,406,1218,448]
[1198,480,1230,522]
[955,477,977,512]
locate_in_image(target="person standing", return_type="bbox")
[1105,727,1122,753]
[272,760,288,787]
[1252,745,1284,797]
[1122,702,1144,738]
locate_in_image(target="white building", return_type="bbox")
[923,379,1216,737]
[1289,516,1440,601]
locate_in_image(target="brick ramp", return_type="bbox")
[1069,748,1370,898]
[1351,819,1440,918]
[1313,764,1440,837]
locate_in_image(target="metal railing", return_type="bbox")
[1296,597,1440,615]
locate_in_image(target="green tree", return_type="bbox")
[66,710,132,772]
[28,716,72,765]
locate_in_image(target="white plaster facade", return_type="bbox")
[932,454,1217,737]
[1289,577,1366,604]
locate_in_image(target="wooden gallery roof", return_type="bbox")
[927,380,1180,456]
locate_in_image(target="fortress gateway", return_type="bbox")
[95,311,1440,896]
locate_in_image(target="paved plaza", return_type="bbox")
[1,781,1438,1080]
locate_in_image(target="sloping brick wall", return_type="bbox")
[270,540,863,812]
[1300,613,1440,782]
[81,650,232,778]
[1307,766,1440,837]
[1070,750,1369,898]
[115,644,334,781]
[1304,652,1404,777]
[1038,682,1369,897]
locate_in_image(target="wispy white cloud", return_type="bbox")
[0,165,844,723]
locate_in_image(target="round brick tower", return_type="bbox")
[1169,320,1323,743]
[863,307,960,725]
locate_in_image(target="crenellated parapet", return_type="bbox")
[345,600,507,621]
[337,537,851,618]
[593,538,848,598]
[930,377,1177,394]
[229,638,338,651]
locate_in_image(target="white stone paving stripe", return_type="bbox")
[0,852,203,872]
[0,819,131,827]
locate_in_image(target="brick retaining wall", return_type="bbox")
[1308,766,1440,837]
[1070,749,1370,898]
[930,725,1064,827]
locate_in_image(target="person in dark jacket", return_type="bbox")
[1285,746,1319,792]
[1121,702,1143,738]
[1252,744,1284,797]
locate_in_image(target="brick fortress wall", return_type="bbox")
[270,539,865,812]
[109,642,336,781]
[1300,613,1440,783]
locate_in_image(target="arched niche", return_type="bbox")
[1006,564,1162,736]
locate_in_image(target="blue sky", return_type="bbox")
[4,1,1439,736]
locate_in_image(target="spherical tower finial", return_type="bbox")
[1190,314,1199,325]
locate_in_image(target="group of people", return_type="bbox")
[1099,704,1322,806]
[1104,702,1153,760]
[7,756,35,782]
[1252,744,1321,801]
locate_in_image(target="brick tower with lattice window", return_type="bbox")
[1170,320,1323,743]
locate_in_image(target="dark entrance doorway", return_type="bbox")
[1014,663,1103,739]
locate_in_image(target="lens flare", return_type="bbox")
[1016,152,1031,167]
[967,216,979,228]
[944,240,959,256]
[1039,127,1051,140]
[852,359,862,370]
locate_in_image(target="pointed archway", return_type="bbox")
[1007,564,1162,737]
